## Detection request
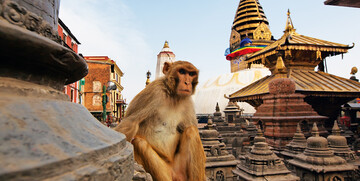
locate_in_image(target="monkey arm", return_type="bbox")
[114,82,164,142]
[132,137,173,181]
[173,125,206,181]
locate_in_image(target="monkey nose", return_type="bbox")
[185,81,190,85]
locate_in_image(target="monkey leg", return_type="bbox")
[132,137,173,181]
[173,125,206,181]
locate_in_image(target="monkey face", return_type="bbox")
[163,61,199,97]
[176,68,197,97]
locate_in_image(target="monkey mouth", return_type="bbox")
[179,89,191,93]
[178,89,192,95]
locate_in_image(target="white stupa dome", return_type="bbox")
[193,65,271,116]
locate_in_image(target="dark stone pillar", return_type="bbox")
[0,0,133,180]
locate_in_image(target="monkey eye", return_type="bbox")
[189,72,196,76]
[179,69,186,74]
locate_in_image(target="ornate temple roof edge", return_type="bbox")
[245,37,353,65]
[229,71,360,101]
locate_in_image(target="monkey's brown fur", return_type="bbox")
[114,61,206,181]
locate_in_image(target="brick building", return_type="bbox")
[57,18,84,104]
[83,56,125,122]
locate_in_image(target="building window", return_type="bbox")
[93,95,101,106]
[93,81,102,92]
[70,89,74,102]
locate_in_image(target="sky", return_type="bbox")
[59,0,360,103]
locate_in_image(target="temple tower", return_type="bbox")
[228,0,274,72]
[155,41,175,79]
[229,10,360,128]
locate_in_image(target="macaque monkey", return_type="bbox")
[114,61,206,181]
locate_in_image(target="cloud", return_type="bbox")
[59,0,153,102]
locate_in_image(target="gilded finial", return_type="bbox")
[351,67,358,75]
[284,9,295,34]
[146,70,151,86]
[275,53,287,74]
[163,41,169,48]
[316,49,322,60]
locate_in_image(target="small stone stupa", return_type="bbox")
[288,123,355,180]
[328,120,360,167]
[233,128,299,181]
[212,103,246,158]
[280,123,307,161]
[200,119,237,181]
[213,102,225,126]
[223,101,241,124]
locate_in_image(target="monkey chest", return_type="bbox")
[152,119,181,140]
[146,116,183,151]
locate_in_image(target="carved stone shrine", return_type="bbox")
[233,128,299,181]
[200,120,237,181]
[288,123,355,181]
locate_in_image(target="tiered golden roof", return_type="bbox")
[228,10,358,120]
[229,70,360,106]
[243,10,353,72]
[230,0,273,51]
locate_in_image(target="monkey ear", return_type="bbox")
[163,62,172,74]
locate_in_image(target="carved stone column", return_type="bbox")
[0,0,133,180]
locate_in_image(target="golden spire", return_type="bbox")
[163,41,169,48]
[231,0,271,40]
[284,9,296,34]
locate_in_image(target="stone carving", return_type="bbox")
[0,0,61,43]
[0,0,133,180]
[268,78,296,94]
